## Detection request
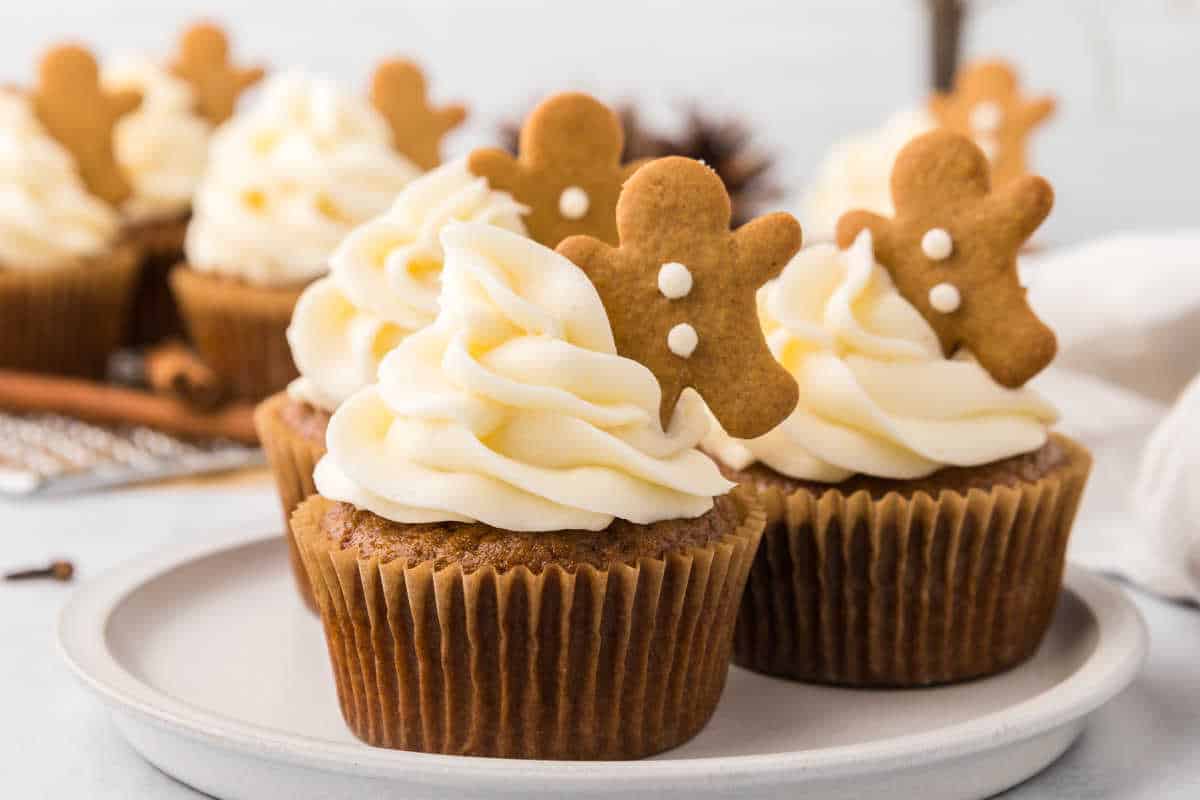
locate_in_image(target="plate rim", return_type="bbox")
[58,528,1148,786]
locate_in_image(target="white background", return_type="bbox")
[2,0,1198,245]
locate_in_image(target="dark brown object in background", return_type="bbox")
[145,340,226,411]
[121,212,190,346]
[0,369,258,445]
[500,102,779,227]
[5,560,74,582]
[927,0,966,91]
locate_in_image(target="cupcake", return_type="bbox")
[708,130,1091,687]
[802,59,1054,244]
[291,148,801,756]
[0,47,140,377]
[104,21,262,345]
[256,158,527,611]
[173,63,451,400]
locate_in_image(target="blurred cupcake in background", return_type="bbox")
[104,20,262,345]
[0,45,140,377]
[710,131,1089,687]
[802,59,1054,244]
[174,59,461,400]
[256,158,526,611]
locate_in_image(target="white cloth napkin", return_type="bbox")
[1025,232,1200,604]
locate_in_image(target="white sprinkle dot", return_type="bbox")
[558,186,589,219]
[929,283,961,314]
[970,101,1004,134]
[667,323,699,358]
[657,262,693,299]
[921,228,953,261]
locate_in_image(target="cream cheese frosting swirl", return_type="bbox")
[184,72,422,287]
[286,159,528,411]
[104,56,212,221]
[314,222,733,531]
[0,92,118,268]
[703,232,1058,482]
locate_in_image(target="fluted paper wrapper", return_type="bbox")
[734,438,1092,687]
[0,242,140,377]
[292,491,765,759]
[121,212,189,346]
[255,392,326,613]
[170,266,302,401]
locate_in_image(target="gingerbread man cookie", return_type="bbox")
[369,59,467,171]
[170,21,265,125]
[469,92,644,248]
[32,44,141,207]
[929,59,1055,187]
[558,156,801,438]
[836,130,1056,388]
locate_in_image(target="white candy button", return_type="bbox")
[929,282,962,314]
[558,186,589,219]
[667,323,699,358]
[657,262,693,299]
[921,228,953,261]
[970,101,1003,133]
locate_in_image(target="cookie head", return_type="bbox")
[170,20,265,125]
[369,59,467,171]
[468,92,643,248]
[33,43,142,206]
[558,156,801,439]
[836,130,1056,388]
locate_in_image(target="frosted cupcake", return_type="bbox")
[104,21,262,344]
[0,48,140,377]
[802,59,1054,244]
[255,159,527,610]
[173,69,429,399]
[709,131,1090,687]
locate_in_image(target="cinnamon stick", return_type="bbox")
[0,369,258,445]
[144,340,225,411]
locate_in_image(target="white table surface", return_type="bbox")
[3,471,1197,800]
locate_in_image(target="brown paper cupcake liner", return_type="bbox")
[255,392,327,613]
[0,241,140,378]
[291,490,765,759]
[121,212,190,346]
[733,436,1092,687]
[170,265,304,401]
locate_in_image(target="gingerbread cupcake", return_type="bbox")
[0,47,140,377]
[257,158,527,610]
[174,60,462,400]
[292,152,801,757]
[802,59,1054,243]
[707,130,1090,687]
[104,21,262,345]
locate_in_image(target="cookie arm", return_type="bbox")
[989,175,1053,245]
[108,88,142,118]
[437,103,468,135]
[237,64,266,93]
[834,210,889,251]
[1023,96,1056,127]
[733,212,802,285]
[467,148,523,194]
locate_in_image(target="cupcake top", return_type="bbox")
[0,91,119,268]
[286,159,528,412]
[709,130,1061,483]
[103,55,212,222]
[314,222,734,531]
[703,233,1058,482]
[184,71,422,287]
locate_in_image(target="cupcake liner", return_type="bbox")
[255,392,327,613]
[291,490,765,759]
[170,266,303,401]
[121,212,190,346]
[733,436,1092,687]
[0,242,140,378]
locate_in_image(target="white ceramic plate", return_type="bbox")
[59,529,1147,800]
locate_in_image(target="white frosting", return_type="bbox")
[185,72,422,287]
[703,232,1058,482]
[801,109,936,243]
[667,323,699,358]
[314,222,732,531]
[658,261,693,299]
[0,92,118,268]
[103,56,212,221]
[928,282,962,313]
[921,227,953,260]
[558,185,589,220]
[287,159,528,412]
